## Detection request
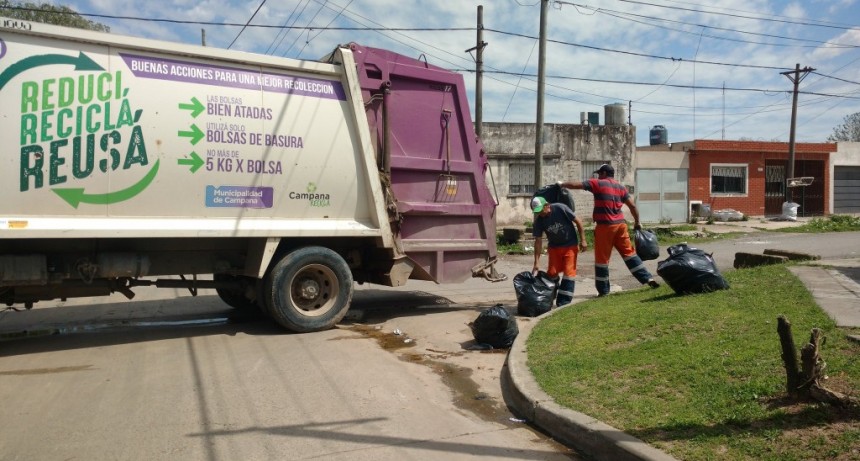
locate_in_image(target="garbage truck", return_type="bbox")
[0,17,503,333]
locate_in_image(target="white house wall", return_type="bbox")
[833,142,860,214]
[483,122,636,227]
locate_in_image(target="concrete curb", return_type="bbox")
[502,312,681,461]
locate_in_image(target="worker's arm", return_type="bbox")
[573,215,587,251]
[559,180,585,190]
[532,236,543,273]
[624,196,642,230]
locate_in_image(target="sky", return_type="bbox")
[6,0,860,147]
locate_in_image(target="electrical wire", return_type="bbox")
[617,0,860,31]
[227,0,267,49]
[485,28,793,71]
[560,2,860,49]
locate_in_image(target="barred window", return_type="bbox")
[509,163,534,195]
[711,165,747,194]
[582,160,610,181]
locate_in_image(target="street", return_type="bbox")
[1,228,857,460]
[0,285,579,460]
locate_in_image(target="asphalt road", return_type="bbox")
[0,287,580,460]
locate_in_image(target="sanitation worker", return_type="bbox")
[530,196,587,306]
[560,164,660,296]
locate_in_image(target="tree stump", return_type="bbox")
[778,317,858,407]
[777,316,800,397]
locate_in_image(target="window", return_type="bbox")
[581,160,610,181]
[711,164,747,194]
[765,165,785,198]
[509,163,535,195]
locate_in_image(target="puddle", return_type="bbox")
[342,324,418,351]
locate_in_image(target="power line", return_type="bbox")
[295,0,356,58]
[479,69,860,99]
[557,2,860,49]
[811,72,860,86]
[0,6,473,31]
[486,28,792,71]
[264,0,308,55]
[227,0,267,49]
[644,0,860,30]
[6,4,857,120]
[280,0,327,57]
[616,0,860,31]
[0,5,812,72]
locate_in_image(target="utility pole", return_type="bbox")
[780,63,814,202]
[628,100,632,125]
[722,82,725,140]
[465,6,487,138]
[201,29,206,46]
[534,0,548,192]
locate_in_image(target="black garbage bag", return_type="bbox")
[513,271,556,317]
[533,183,575,212]
[470,304,519,349]
[634,229,660,261]
[656,244,730,295]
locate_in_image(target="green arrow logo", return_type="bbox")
[0,52,103,90]
[52,160,161,208]
[179,97,205,118]
[179,124,204,145]
[178,152,204,173]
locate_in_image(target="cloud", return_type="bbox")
[27,0,860,144]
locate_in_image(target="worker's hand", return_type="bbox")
[532,263,540,274]
[579,241,588,252]
[633,223,642,231]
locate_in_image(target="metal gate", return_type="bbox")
[764,160,825,216]
[636,169,688,224]
[835,166,860,213]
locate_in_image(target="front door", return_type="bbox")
[764,162,785,216]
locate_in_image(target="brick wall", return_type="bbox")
[689,142,834,217]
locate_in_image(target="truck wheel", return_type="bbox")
[214,274,261,311]
[263,246,353,332]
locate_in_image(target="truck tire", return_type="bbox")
[263,246,353,332]
[214,274,261,312]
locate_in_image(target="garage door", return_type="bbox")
[636,169,688,224]
[834,166,860,214]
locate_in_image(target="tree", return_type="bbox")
[827,112,860,142]
[0,1,109,32]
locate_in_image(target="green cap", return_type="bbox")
[531,196,548,213]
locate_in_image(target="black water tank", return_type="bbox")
[649,125,668,145]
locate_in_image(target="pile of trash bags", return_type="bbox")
[657,244,730,294]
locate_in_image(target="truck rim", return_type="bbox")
[289,263,338,317]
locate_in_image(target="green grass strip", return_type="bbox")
[527,264,860,461]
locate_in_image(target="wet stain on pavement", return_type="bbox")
[341,324,417,350]
[346,324,516,425]
[421,359,512,424]
[0,365,93,375]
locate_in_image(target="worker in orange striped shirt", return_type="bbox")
[560,164,660,296]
